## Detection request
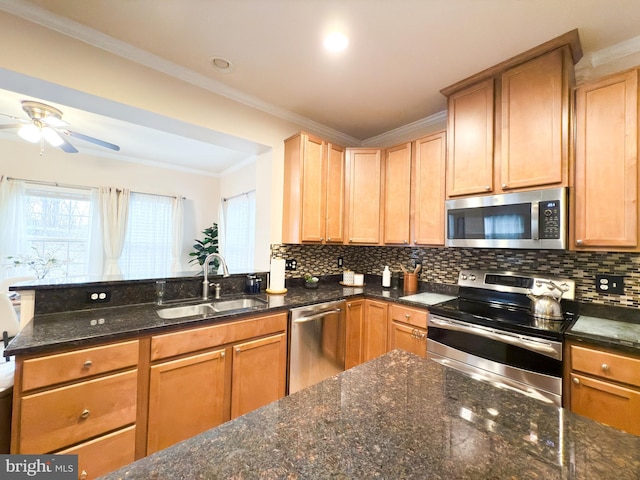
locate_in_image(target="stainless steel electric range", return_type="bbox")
[427,270,576,407]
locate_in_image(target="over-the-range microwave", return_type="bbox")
[445,187,567,249]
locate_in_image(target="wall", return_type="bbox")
[0,137,219,270]
[272,244,640,308]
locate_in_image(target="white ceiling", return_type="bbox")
[2,0,640,172]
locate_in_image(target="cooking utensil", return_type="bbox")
[399,264,408,273]
[413,264,421,274]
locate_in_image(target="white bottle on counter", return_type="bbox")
[382,265,391,287]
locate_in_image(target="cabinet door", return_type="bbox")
[231,333,287,419]
[147,349,227,454]
[574,69,638,249]
[345,299,365,369]
[446,78,494,197]
[389,321,427,358]
[501,48,569,190]
[570,373,640,436]
[300,134,326,242]
[325,143,345,243]
[363,300,388,362]
[412,132,446,245]
[383,142,412,245]
[346,149,382,244]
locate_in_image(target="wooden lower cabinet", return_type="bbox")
[388,304,428,358]
[345,299,365,369]
[231,333,287,418]
[567,342,640,435]
[58,426,136,480]
[363,300,388,362]
[147,349,228,454]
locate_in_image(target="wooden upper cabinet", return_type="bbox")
[325,143,346,243]
[346,148,383,244]
[446,78,495,197]
[383,142,412,245]
[573,69,639,250]
[412,131,446,245]
[282,132,345,244]
[500,47,570,191]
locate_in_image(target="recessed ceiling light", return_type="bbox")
[211,57,233,72]
[324,32,349,52]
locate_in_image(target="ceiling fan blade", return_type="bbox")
[0,112,26,122]
[58,137,79,153]
[65,130,120,151]
[0,123,22,130]
[43,116,69,128]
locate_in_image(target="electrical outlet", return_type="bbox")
[337,257,344,268]
[86,290,111,303]
[285,259,297,271]
[595,275,624,294]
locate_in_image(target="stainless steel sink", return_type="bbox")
[157,296,267,319]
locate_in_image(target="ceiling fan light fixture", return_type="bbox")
[324,31,349,52]
[18,124,41,143]
[42,126,64,147]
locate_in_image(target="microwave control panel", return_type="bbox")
[539,200,561,239]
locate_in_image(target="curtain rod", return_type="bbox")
[223,189,255,202]
[6,176,186,200]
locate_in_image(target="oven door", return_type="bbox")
[427,314,563,406]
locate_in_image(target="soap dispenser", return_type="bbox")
[382,265,391,288]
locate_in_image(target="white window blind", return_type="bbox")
[21,185,95,279]
[119,192,173,277]
[224,191,256,273]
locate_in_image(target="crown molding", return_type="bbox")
[361,111,448,147]
[575,34,640,82]
[0,0,360,147]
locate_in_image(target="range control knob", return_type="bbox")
[460,273,468,281]
[469,274,476,281]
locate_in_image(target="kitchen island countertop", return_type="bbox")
[99,349,640,479]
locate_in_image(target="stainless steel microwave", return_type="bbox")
[445,187,567,249]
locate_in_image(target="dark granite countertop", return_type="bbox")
[4,281,455,357]
[99,349,640,480]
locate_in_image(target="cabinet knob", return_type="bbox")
[576,239,583,246]
[80,470,88,480]
[404,240,408,244]
[348,303,352,308]
[327,237,331,242]
[83,360,92,368]
[485,186,491,191]
[349,239,353,243]
[319,237,324,242]
[220,351,225,358]
[572,377,580,385]
[405,314,411,319]
[80,409,91,420]
[235,347,241,354]
[502,183,508,189]
[601,363,610,372]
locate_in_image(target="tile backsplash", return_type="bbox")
[271,244,640,308]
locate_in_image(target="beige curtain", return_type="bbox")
[99,187,130,276]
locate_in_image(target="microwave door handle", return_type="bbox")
[429,317,560,359]
[531,201,539,240]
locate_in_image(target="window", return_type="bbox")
[21,185,95,279]
[119,192,173,277]
[223,191,256,273]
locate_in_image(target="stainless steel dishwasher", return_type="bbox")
[288,300,346,394]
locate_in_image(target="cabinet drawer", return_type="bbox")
[22,340,139,391]
[151,312,288,361]
[570,345,640,387]
[57,426,136,480]
[389,304,427,329]
[20,370,137,453]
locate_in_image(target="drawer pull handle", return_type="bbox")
[80,409,90,420]
[83,360,93,368]
[80,471,88,480]
[601,363,610,372]
[572,377,580,385]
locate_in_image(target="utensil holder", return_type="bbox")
[403,273,418,293]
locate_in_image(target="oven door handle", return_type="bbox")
[428,317,561,360]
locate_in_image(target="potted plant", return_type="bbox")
[303,273,319,289]
[6,247,62,279]
[189,223,220,273]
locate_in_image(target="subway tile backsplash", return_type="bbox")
[271,244,640,308]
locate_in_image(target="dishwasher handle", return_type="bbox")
[293,308,342,324]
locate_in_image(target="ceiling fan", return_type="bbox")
[0,100,120,154]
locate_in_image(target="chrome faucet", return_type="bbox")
[202,253,230,300]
